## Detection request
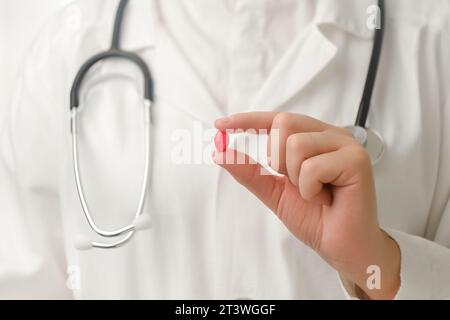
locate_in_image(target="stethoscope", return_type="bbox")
[70,0,385,250]
[70,0,153,250]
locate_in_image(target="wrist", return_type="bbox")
[341,229,401,300]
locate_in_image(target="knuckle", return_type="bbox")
[301,158,317,176]
[286,134,308,158]
[350,146,371,166]
[286,134,301,151]
[273,112,297,129]
[327,127,355,143]
[319,130,354,149]
[335,127,354,137]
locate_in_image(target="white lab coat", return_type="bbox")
[1,0,449,299]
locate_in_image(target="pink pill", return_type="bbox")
[214,130,229,152]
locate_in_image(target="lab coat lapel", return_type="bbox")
[250,24,337,112]
[120,0,157,51]
[152,28,224,126]
[250,0,377,112]
[120,0,223,125]
[121,0,224,126]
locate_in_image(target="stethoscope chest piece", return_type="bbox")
[346,126,385,166]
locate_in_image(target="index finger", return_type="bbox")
[215,112,331,133]
[215,112,277,132]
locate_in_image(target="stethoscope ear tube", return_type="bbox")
[71,99,153,250]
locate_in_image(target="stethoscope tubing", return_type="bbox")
[355,0,385,128]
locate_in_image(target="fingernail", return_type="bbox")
[215,116,231,126]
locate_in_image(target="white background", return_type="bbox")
[0,0,71,127]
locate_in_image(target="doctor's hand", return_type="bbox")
[214,112,400,300]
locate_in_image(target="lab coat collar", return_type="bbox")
[250,0,379,111]
[250,24,337,111]
[314,0,379,40]
[120,0,378,52]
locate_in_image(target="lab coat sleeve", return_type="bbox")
[340,17,450,299]
[383,227,450,299]
[339,112,450,300]
[386,60,450,299]
[0,17,73,299]
[339,225,450,300]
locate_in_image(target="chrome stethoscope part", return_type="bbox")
[71,99,153,250]
[346,125,385,165]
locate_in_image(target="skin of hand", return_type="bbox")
[214,112,400,300]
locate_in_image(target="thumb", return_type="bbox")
[213,149,284,212]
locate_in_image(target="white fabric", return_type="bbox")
[0,0,449,299]
[0,0,72,132]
